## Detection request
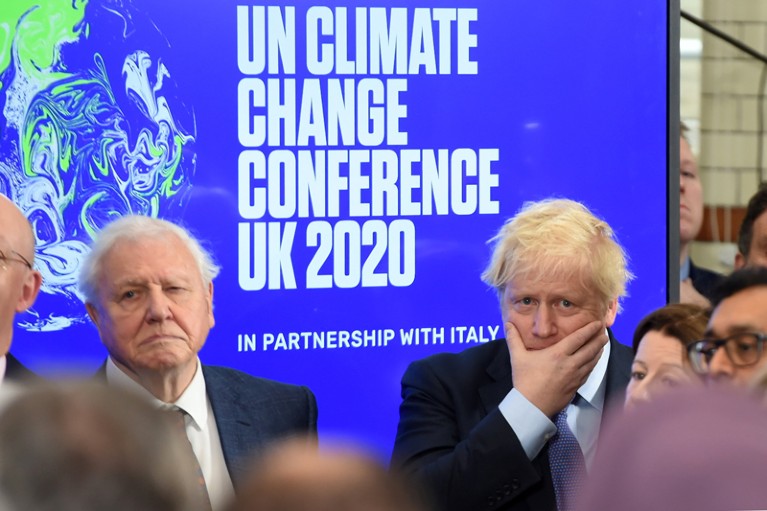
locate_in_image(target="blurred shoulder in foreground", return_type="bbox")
[0,382,200,511]
[578,385,767,511]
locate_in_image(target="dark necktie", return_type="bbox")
[171,407,212,511]
[548,406,586,511]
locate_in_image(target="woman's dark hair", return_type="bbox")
[632,303,710,353]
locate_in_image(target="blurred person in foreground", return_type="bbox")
[0,382,199,511]
[230,438,427,511]
[576,385,767,511]
[624,303,709,410]
[678,122,723,307]
[0,195,42,383]
[734,185,767,269]
[78,215,317,510]
[686,266,767,387]
[391,198,634,511]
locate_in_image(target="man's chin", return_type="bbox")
[134,350,196,374]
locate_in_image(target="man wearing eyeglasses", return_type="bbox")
[0,195,42,382]
[687,267,767,386]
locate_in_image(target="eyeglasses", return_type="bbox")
[0,249,32,270]
[687,332,767,374]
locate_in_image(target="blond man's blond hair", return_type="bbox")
[481,198,633,311]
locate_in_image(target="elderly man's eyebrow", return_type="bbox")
[114,278,146,286]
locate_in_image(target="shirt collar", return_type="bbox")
[576,329,610,412]
[680,256,691,281]
[105,357,209,431]
[172,361,208,432]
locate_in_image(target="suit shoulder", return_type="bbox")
[202,365,313,398]
[689,260,725,300]
[404,339,507,386]
[412,339,505,367]
[609,336,634,364]
[612,340,633,355]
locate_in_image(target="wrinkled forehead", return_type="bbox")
[0,234,15,252]
[100,234,201,278]
[504,267,602,304]
[510,264,594,290]
[0,207,34,255]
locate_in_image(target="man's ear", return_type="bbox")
[604,298,619,327]
[207,281,215,328]
[734,251,746,270]
[86,302,100,327]
[15,270,42,313]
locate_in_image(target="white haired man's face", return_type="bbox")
[86,234,214,380]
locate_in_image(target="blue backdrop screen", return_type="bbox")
[1,1,669,459]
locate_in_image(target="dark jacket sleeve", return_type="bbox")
[391,357,553,511]
[303,385,318,433]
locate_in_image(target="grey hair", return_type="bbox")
[78,216,220,304]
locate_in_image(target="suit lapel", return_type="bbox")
[479,341,512,415]
[203,366,258,488]
[603,330,632,407]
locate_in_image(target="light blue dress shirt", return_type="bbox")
[498,333,610,469]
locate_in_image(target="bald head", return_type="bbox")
[0,195,41,355]
[0,195,35,263]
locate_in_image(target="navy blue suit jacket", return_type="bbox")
[391,332,632,511]
[97,363,317,487]
[202,365,317,486]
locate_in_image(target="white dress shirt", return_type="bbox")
[106,357,235,510]
[499,333,610,469]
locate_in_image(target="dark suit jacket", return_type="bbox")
[5,353,40,382]
[202,365,317,486]
[689,259,725,302]
[97,363,317,488]
[391,332,632,511]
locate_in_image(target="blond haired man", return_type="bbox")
[391,199,634,511]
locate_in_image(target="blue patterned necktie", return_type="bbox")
[549,406,586,511]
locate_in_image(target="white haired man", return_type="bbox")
[79,215,317,511]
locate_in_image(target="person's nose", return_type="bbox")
[532,305,555,338]
[145,287,172,323]
[679,172,686,194]
[708,347,734,380]
[625,380,651,410]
